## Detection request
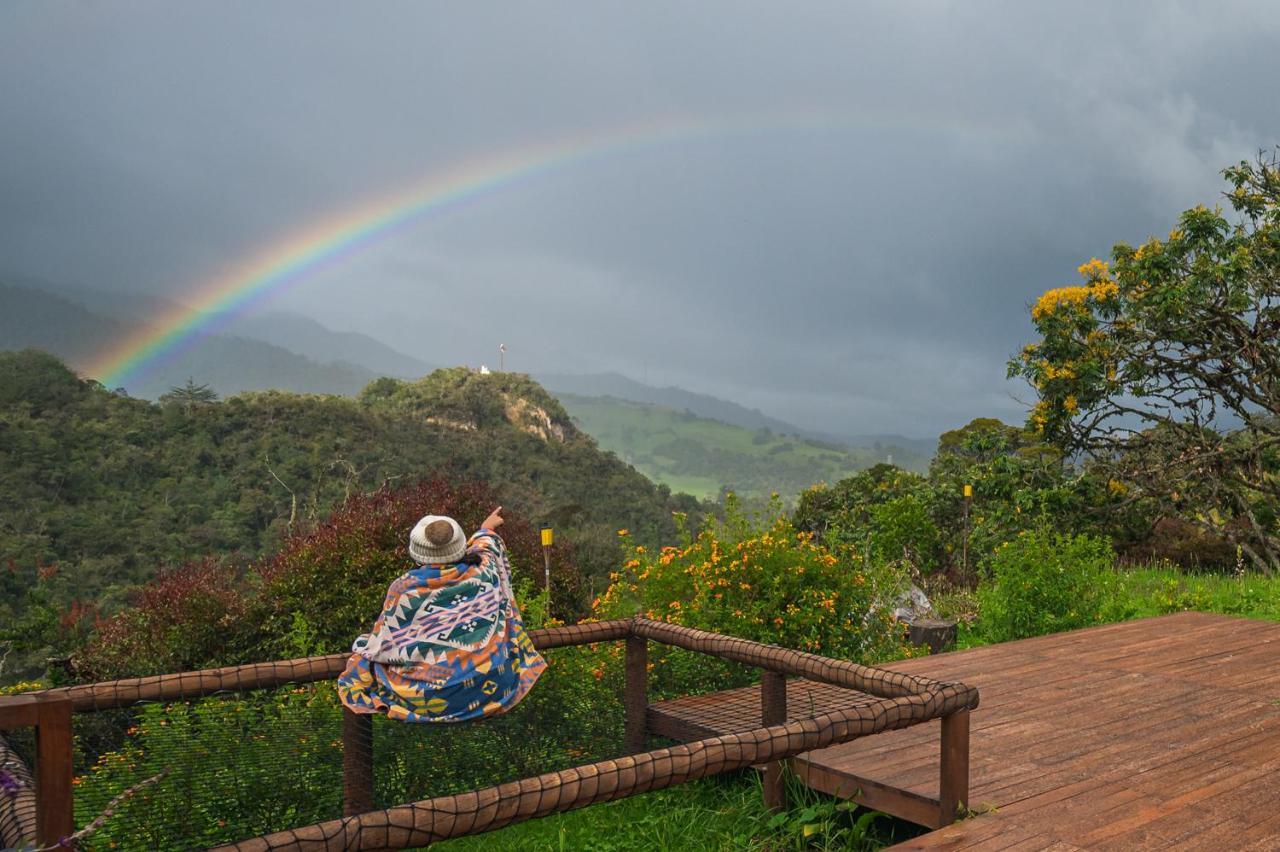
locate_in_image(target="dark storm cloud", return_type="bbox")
[2,1,1278,436]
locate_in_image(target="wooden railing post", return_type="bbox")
[624,633,648,754]
[342,708,373,817]
[760,670,787,811]
[34,695,74,846]
[939,709,970,826]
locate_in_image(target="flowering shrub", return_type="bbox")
[977,525,1114,642]
[594,497,909,697]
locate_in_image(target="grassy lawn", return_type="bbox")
[430,771,917,851]
[1106,565,1280,621]
[941,563,1280,650]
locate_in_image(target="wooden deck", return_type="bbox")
[650,612,1280,850]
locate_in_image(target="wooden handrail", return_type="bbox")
[631,618,979,709]
[2,617,975,849]
[25,619,634,713]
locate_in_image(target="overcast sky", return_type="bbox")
[2,2,1278,437]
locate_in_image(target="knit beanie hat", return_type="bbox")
[409,515,467,565]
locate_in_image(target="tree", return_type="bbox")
[160,378,218,408]
[1010,151,1280,572]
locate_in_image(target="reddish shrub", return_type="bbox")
[76,559,250,679]
[77,478,585,678]
[1119,516,1238,572]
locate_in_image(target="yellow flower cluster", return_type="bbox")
[1031,258,1120,322]
[1041,362,1076,381]
[1030,401,1050,433]
[1031,286,1091,320]
[1077,258,1109,280]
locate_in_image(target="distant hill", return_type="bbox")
[0,283,388,398]
[6,279,433,381]
[539,371,802,435]
[225,312,431,379]
[556,392,899,501]
[541,371,932,472]
[3,280,932,465]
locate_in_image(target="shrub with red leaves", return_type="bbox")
[76,478,585,678]
[77,559,251,678]
[255,478,584,658]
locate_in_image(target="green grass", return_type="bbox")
[558,395,914,502]
[429,771,914,851]
[1105,565,1280,621]
[932,562,1280,651]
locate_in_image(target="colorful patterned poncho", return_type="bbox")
[337,529,546,723]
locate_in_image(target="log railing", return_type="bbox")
[1,617,977,849]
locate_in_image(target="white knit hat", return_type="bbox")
[408,515,467,565]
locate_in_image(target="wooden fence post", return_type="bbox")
[624,634,648,754]
[34,695,74,846]
[939,709,970,826]
[342,709,374,817]
[760,670,788,811]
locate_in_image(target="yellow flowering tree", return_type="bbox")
[594,497,910,696]
[1010,152,1280,572]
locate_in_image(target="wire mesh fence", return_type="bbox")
[70,685,345,850]
[3,618,977,850]
[1,726,37,846]
[50,645,629,850]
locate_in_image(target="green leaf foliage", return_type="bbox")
[976,525,1114,642]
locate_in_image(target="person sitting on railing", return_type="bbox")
[337,506,547,723]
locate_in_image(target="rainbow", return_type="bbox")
[88,108,998,389]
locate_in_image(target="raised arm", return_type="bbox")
[480,505,505,533]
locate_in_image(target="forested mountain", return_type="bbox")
[225,312,432,379]
[0,283,384,398]
[0,351,701,676]
[11,279,435,380]
[3,282,929,467]
[557,393,902,501]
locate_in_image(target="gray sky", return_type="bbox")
[2,1,1277,437]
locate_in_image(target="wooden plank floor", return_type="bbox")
[659,612,1280,850]
[879,612,1280,850]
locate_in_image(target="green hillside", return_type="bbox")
[0,353,703,680]
[557,393,893,501]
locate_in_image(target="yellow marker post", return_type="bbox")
[540,525,553,598]
[963,484,973,498]
[961,485,973,579]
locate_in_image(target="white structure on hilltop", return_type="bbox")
[479,365,491,375]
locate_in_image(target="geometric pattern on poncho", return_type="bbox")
[337,528,546,723]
